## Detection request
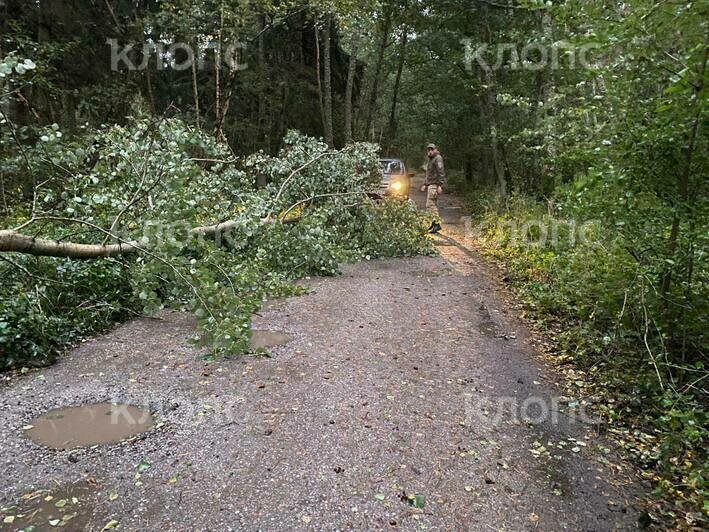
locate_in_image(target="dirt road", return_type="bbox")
[0,181,642,530]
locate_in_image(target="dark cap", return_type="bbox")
[426,143,436,150]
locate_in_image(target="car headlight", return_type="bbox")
[391,181,403,191]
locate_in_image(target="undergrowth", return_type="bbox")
[450,175,707,528]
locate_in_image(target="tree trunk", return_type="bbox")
[322,15,335,147]
[482,67,506,197]
[258,15,266,145]
[0,230,139,258]
[0,217,279,259]
[363,9,392,139]
[481,6,506,197]
[659,49,707,314]
[344,36,359,143]
[386,29,408,153]
[192,39,200,128]
[275,83,290,152]
[353,63,369,138]
[214,7,224,140]
[315,27,327,142]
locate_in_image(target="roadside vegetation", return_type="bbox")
[450,177,706,527]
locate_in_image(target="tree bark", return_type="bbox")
[386,28,408,153]
[322,14,335,147]
[344,36,359,144]
[214,7,224,140]
[363,9,392,139]
[481,6,507,197]
[482,67,506,197]
[258,15,267,146]
[192,39,201,129]
[0,230,138,258]
[315,27,327,142]
[0,218,271,259]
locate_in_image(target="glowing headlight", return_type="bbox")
[391,181,403,191]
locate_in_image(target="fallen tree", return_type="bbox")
[0,120,433,367]
[0,229,136,258]
[0,211,306,258]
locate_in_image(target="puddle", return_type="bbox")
[25,403,154,450]
[250,330,292,350]
[0,480,95,531]
[477,302,497,338]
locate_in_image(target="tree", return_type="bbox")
[322,14,335,146]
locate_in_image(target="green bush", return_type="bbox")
[0,257,139,368]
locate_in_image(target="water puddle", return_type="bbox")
[0,480,95,531]
[477,302,497,338]
[250,330,292,350]
[25,403,154,450]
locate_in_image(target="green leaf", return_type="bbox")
[136,459,151,473]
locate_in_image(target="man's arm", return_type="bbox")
[436,155,446,187]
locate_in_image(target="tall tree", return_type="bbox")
[322,14,335,147]
[363,7,392,139]
[385,27,408,153]
[344,36,359,143]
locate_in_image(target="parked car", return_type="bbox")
[376,158,414,198]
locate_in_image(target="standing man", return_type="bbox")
[421,143,445,233]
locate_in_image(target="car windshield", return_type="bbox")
[380,160,404,175]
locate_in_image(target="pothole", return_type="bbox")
[25,403,154,450]
[0,480,95,530]
[250,330,292,350]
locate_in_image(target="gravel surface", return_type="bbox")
[0,184,643,531]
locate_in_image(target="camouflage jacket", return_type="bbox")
[425,152,445,186]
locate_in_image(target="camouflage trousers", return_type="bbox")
[426,185,440,220]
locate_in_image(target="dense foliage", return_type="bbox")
[0,115,432,366]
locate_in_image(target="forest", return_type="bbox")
[0,0,706,528]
